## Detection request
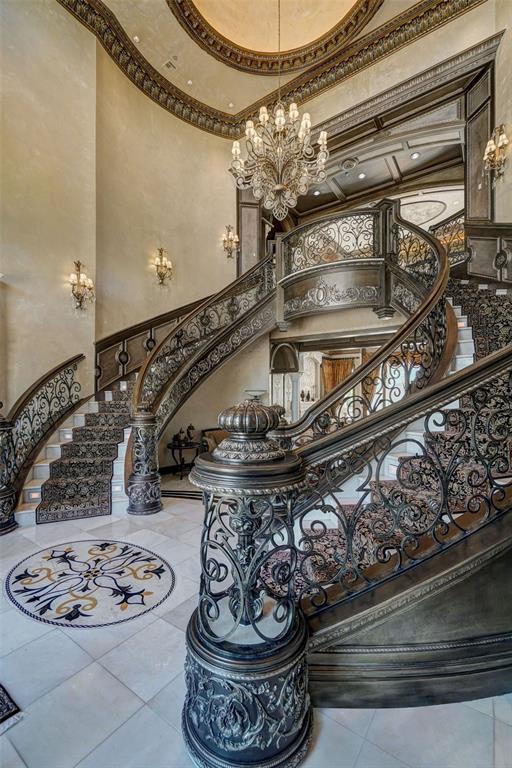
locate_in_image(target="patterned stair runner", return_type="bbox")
[35,381,133,523]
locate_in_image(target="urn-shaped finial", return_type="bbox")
[213,400,285,464]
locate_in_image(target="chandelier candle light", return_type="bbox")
[69,260,95,310]
[230,0,329,220]
[154,247,173,285]
[222,225,240,258]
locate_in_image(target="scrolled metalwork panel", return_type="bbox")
[392,224,438,289]
[10,363,82,481]
[431,214,468,266]
[140,257,275,410]
[290,296,447,447]
[283,213,378,276]
[197,490,298,644]
[296,368,512,611]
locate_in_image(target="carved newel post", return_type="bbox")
[0,405,17,535]
[127,408,162,515]
[183,400,312,768]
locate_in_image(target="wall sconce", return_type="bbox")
[154,247,173,285]
[222,225,240,259]
[483,125,509,186]
[69,260,95,310]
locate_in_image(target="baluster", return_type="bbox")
[183,400,312,768]
[127,407,162,515]
[0,405,17,535]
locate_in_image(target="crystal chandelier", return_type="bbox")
[229,0,329,221]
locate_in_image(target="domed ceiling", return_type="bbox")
[58,0,487,137]
[168,0,382,73]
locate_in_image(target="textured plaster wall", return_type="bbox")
[0,0,96,410]
[159,335,270,463]
[95,46,237,340]
[494,0,512,222]
[307,1,497,127]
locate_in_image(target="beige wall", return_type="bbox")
[95,46,237,340]
[159,335,270,463]
[494,0,512,222]
[0,0,97,410]
[307,1,497,126]
[0,1,237,410]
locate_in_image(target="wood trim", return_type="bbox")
[94,298,207,353]
[57,0,489,137]
[166,0,383,75]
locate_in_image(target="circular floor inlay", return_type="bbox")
[5,540,175,628]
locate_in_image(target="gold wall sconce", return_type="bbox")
[483,125,509,186]
[69,260,95,310]
[222,225,240,259]
[154,247,173,285]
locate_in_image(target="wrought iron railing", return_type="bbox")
[274,204,453,448]
[127,255,277,514]
[430,209,467,266]
[282,211,379,276]
[0,354,84,533]
[294,343,512,616]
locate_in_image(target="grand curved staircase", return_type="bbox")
[2,198,512,762]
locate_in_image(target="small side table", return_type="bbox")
[167,441,201,480]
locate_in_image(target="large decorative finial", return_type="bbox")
[213,399,285,464]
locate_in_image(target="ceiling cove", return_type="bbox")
[58,0,487,138]
[166,0,384,75]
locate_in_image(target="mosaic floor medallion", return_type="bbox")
[5,540,175,628]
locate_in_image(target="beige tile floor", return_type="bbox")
[1,499,511,768]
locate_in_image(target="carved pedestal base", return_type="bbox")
[183,611,312,768]
[0,486,17,536]
[127,473,162,515]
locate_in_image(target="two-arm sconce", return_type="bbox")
[69,260,95,310]
[222,225,240,259]
[483,125,509,186]
[154,247,173,285]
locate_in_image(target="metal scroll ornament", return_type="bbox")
[183,399,312,768]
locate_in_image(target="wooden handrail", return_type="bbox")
[132,253,275,413]
[274,204,450,444]
[7,353,85,421]
[94,297,207,354]
[299,342,512,465]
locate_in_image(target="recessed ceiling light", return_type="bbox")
[313,190,321,196]
[453,200,460,205]
[358,172,366,179]
[187,79,193,86]
[228,102,234,108]
[411,151,421,160]
[132,35,140,43]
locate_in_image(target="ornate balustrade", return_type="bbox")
[430,209,467,267]
[273,203,454,448]
[0,354,84,534]
[94,297,206,392]
[182,342,512,767]
[295,343,512,622]
[280,209,382,321]
[127,255,277,515]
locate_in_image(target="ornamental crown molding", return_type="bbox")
[58,0,489,138]
[166,0,384,75]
